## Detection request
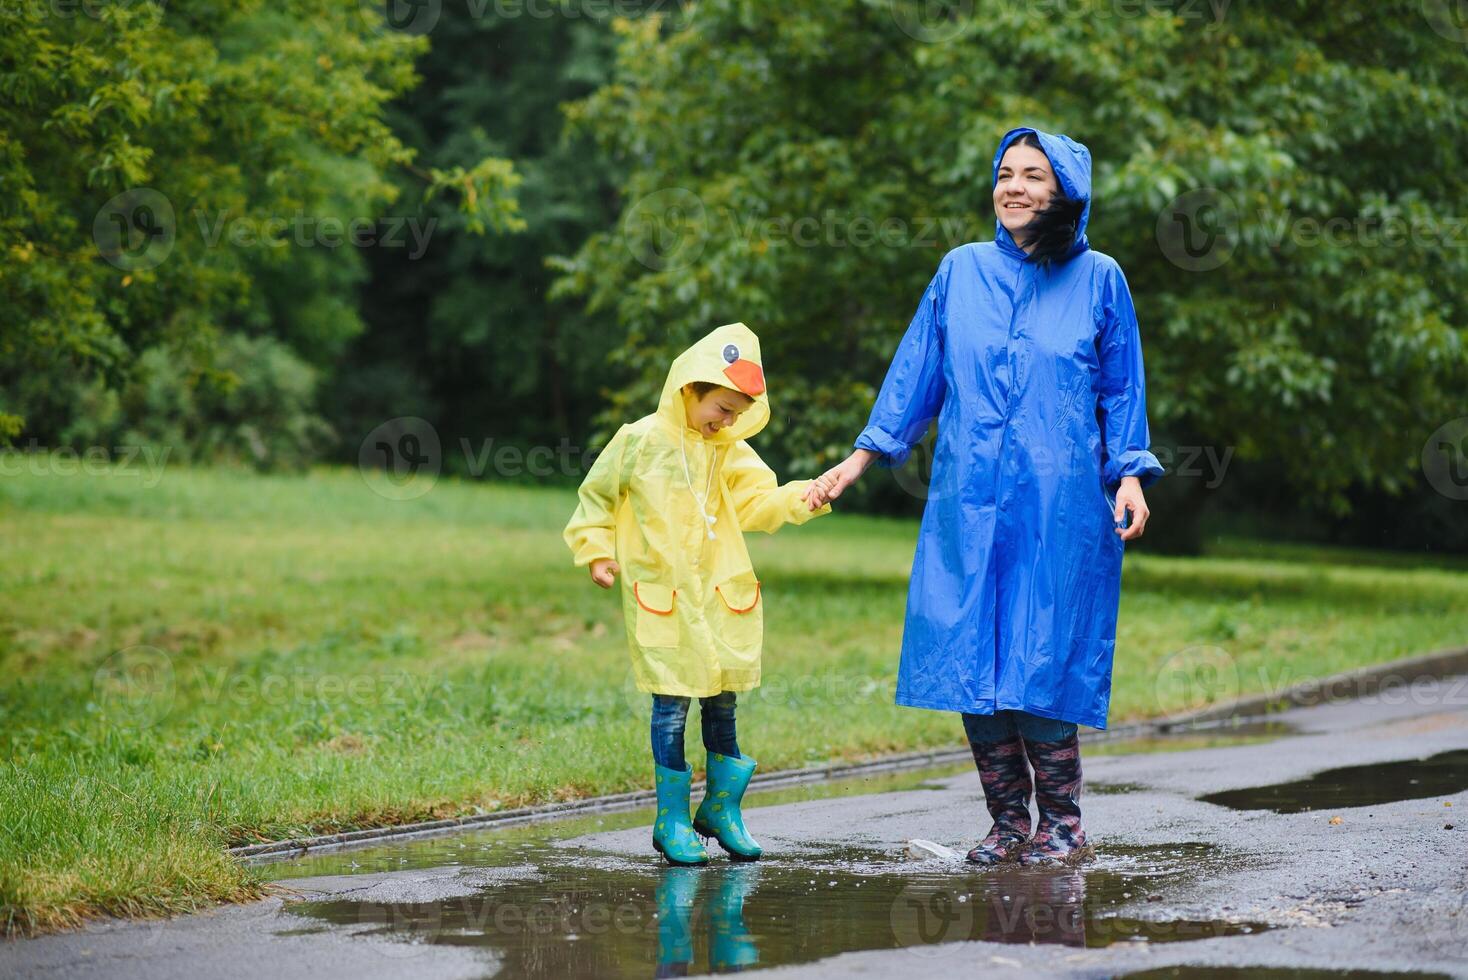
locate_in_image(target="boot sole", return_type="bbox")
[693,821,761,861]
[652,838,709,866]
[1020,842,1096,868]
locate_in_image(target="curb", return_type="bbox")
[1152,643,1468,730]
[230,644,1468,864]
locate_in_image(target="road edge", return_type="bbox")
[230,642,1468,863]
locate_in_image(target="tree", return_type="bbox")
[327,4,629,468]
[553,0,1468,531]
[0,0,522,451]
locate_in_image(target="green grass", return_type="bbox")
[3,456,1466,935]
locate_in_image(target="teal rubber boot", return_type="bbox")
[693,752,762,861]
[654,867,701,969]
[708,865,761,970]
[652,763,710,866]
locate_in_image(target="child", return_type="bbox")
[564,323,831,865]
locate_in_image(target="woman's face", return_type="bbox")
[993,142,1060,244]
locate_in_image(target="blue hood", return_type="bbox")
[992,126,1092,263]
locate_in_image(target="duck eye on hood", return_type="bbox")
[722,343,740,364]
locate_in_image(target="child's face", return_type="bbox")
[683,385,755,438]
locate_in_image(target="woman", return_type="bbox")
[805,127,1163,866]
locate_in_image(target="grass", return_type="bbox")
[2,456,1466,935]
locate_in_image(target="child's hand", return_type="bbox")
[804,474,837,511]
[803,450,875,509]
[589,559,619,589]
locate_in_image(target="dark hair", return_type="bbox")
[685,381,752,401]
[1010,132,1087,267]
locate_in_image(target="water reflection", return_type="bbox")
[286,842,1269,976]
[656,866,759,975]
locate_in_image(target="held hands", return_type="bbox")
[1114,477,1150,541]
[802,449,878,510]
[589,558,619,589]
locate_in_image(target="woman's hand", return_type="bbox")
[1113,477,1150,541]
[589,558,619,588]
[803,449,879,510]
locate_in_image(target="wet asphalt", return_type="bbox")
[5,680,1467,979]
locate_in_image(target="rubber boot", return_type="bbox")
[693,752,762,861]
[653,763,710,866]
[1019,732,1095,867]
[654,867,701,976]
[965,734,1034,865]
[708,865,760,971]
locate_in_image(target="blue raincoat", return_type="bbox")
[856,127,1164,729]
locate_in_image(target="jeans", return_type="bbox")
[962,709,1077,745]
[652,691,740,771]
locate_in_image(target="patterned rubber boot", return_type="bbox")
[693,752,762,861]
[653,763,710,866]
[1019,732,1095,867]
[965,734,1034,865]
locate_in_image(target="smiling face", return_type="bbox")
[682,384,755,438]
[993,142,1060,247]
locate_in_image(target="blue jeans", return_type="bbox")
[962,709,1077,745]
[652,691,740,771]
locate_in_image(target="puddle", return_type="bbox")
[1090,719,1298,758]
[1198,749,1468,813]
[263,764,968,879]
[1118,968,1453,979]
[281,826,1268,975]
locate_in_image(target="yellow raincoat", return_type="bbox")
[564,323,832,697]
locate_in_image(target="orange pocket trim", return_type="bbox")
[715,581,761,613]
[634,583,676,615]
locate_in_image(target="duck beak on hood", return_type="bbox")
[656,322,772,444]
[992,125,1093,262]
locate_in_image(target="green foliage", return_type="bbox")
[59,335,334,471]
[4,464,1468,930]
[329,6,627,459]
[0,0,521,453]
[554,1,1468,512]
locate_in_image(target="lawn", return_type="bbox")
[3,457,1466,935]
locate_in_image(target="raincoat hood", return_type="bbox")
[992,126,1092,263]
[656,323,771,444]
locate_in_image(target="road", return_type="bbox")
[6,679,1467,979]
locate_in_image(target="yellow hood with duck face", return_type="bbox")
[563,322,831,698]
[655,323,771,443]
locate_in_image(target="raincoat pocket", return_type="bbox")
[633,582,679,648]
[714,574,762,651]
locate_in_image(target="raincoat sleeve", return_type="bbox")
[723,441,832,533]
[563,424,633,567]
[854,264,948,468]
[1096,262,1165,491]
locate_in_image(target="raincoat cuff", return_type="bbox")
[791,483,833,522]
[1104,450,1165,491]
[854,426,911,469]
[571,536,616,568]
